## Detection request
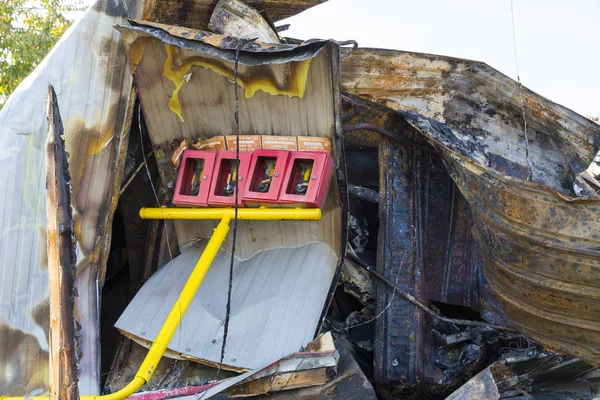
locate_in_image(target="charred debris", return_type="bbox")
[2,0,600,399]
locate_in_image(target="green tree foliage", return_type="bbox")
[0,0,81,109]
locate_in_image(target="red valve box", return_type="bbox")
[279,151,333,209]
[242,149,291,207]
[173,150,216,207]
[208,151,252,207]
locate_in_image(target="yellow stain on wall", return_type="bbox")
[87,129,114,155]
[128,37,148,74]
[162,43,313,123]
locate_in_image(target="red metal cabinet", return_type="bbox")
[279,151,333,208]
[208,151,252,207]
[173,150,216,207]
[242,150,291,207]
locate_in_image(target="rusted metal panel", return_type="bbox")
[401,109,600,366]
[45,85,79,400]
[445,364,504,400]
[141,0,326,31]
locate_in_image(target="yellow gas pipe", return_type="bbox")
[1,208,321,400]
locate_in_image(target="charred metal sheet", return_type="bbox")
[343,49,600,365]
[347,184,380,203]
[421,160,482,308]
[120,19,330,65]
[208,0,281,44]
[342,48,600,197]
[376,132,439,397]
[341,248,375,305]
[399,108,600,366]
[255,337,378,400]
[0,0,137,394]
[343,95,484,309]
[141,0,326,31]
[45,85,79,400]
[445,363,514,400]
[208,338,376,400]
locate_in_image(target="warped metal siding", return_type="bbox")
[402,109,600,366]
[0,0,136,394]
[342,48,600,365]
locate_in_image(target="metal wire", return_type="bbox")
[346,252,520,334]
[220,41,245,365]
[138,103,174,261]
[511,0,533,181]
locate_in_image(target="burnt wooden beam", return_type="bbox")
[46,85,79,400]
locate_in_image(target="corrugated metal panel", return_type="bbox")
[435,143,600,366]
[117,22,343,258]
[342,48,600,365]
[0,0,136,394]
[115,21,347,380]
[115,241,338,370]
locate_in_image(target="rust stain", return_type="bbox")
[123,36,148,74]
[39,227,48,269]
[63,100,121,254]
[162,43,312,122]
[514,92,562,124]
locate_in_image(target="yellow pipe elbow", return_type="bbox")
[93,377,145,400]
[135,217,230,383]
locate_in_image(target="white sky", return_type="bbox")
[79,0,599,118]
[279,0,600,119]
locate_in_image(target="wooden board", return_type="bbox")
[45,86,79,400]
